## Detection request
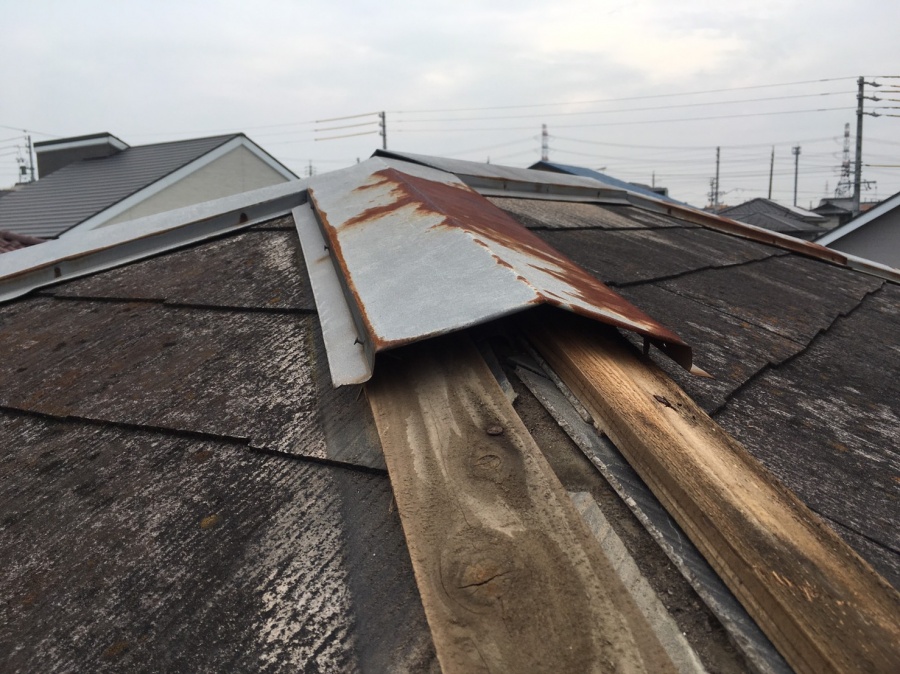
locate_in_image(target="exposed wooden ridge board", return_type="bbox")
[517,365,791,674]
[366,334,679,673]
[524,314,900,674]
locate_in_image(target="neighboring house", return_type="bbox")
[812,196,880,230]
[816,190,900,269]
[0,132,297,238]
[530,159,682,204]
[1,152,898,673]
[719,198,831,241]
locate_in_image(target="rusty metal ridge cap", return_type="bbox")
[457,175,631,203]
[627,198,900,282]
[372,149,612,189]
[0,179,308,303]
[375,151,894,283]
[305,157,693,385]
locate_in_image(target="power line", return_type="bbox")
[394,92,851,124]
[316,111,380,123]
[314,130,379,142]
[394,106,855,133]
[313,120,378,133]
[389,77,855,114]
[443,137,536,158]
[0,124,56,137]
[550,134,837,151]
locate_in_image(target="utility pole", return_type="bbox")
[541,124,549,162]
[26,134,35,182]
[768,146,774,200]
[853,76,881,214]
[713,146,720,212]
[379,111,387,151]
[792,145,801,207]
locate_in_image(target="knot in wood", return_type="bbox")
[486,424,504,436]
[474,453,502,471]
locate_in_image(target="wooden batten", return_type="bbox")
[523,313,900,674]
[366,334,678,674]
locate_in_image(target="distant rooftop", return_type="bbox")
[529,160,686,205]
[0,133,295,238]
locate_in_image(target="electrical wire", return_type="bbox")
[394,92,851,124]
[314,121,378,133]
[551,134,838,150]
[389,77,855,114]
[314,130,379,142]
[394,106,855,133]
[442,137,537,158]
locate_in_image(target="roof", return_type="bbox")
[817,188,900,246]
[33,131,129,149]
[529,159,687,205]
[0,134,296,238]
[1,154,898,672]
[719,198,828,239]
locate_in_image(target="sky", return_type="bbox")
[2,0,899,209]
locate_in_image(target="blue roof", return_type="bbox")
[529,161,687,206]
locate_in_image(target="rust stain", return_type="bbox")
[200,513,220,529]
[317,167,692,368]
[669,206,850,266]
[308,187,387,351]
[102,640,130,660]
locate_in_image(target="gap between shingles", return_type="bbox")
[35,292,318,316]
[0,404,384,476]
[810,503,900,558]
[609,251,789,289]
[710,281,886,417]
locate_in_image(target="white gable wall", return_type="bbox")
[826,208,900,270]
[102,145,289,227]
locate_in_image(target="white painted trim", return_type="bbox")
[64,136,294,235]
[817,191,900,245]
[1,178,308,302]
[35,135,129,153]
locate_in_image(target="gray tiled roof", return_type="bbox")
[0,135,237,238]
[720,197,826,236]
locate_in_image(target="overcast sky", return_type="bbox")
[3,0,899,208]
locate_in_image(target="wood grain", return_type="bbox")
[366,335,677,674]
[525,314,900,674]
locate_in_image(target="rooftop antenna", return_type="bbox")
[541,124,549,162]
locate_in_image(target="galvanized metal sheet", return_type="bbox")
[375,150,630,201]
[0,179,307,303]
[293,203,371,385]
[307,158,691,385]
